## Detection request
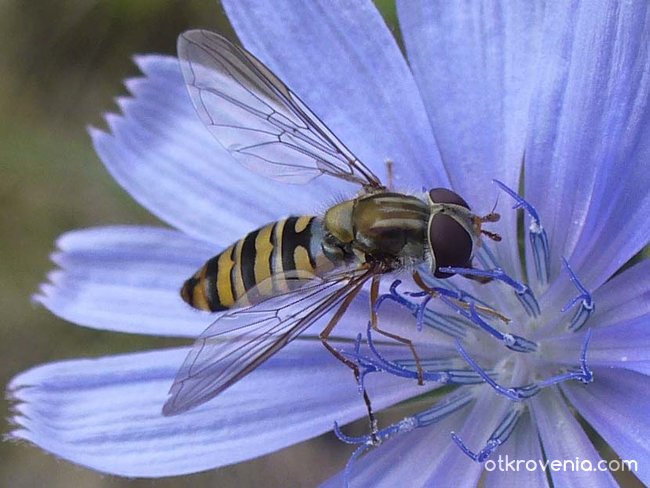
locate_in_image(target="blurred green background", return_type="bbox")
[0,1,398,487]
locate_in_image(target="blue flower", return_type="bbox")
[7,1,650,486]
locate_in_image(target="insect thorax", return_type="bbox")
[323,191,429,271]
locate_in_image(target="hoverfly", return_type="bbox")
[162,30,500,416]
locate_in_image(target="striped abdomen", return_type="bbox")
[181,216,333,311]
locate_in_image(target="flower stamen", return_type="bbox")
[335,390,474,486]
[454,328,593,404]
[439,265,540,317]
[343,324,492,385]
[454,339,540,401]
[375,280,467,337]
[451,404,524,462]
[561,258,595,332]
[494,179,550,285]
[536,328,593,387]
[465,304,538,353]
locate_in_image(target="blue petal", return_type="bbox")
[531,388,617,487]
[562,368,650,485]
[543,259,650,376]
[522,2,650,287]
[586,320,650,374]
[34,226,217,337]
[591,259,650,328]
[93,55,334,245]
[398,2,545,277]
[221,0,445,189]
[546,318,650,376]
[7,342,429,477]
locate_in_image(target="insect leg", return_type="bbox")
[319,274,379,440]
[412,270,509,324]
[370,275,425,385]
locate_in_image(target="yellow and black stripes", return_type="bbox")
[181,216,327,311]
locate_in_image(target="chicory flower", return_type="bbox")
[8,1,650,486]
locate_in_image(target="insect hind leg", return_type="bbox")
[319,277,379,441]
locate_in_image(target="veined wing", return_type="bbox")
[162,268,373,416]
[177,29,383,189]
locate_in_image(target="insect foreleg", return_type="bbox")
[412,270,510,323]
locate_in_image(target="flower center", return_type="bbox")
[335,181,595,479]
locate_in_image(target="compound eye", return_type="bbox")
[428,188,470,209]
[428,188,472,278]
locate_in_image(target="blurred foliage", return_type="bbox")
[0,1,398,487]
[0,1,232,126]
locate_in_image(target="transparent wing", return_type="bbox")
[162,268,372,416]
[177,29,383,188]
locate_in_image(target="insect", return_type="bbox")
[162,30,500,416]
